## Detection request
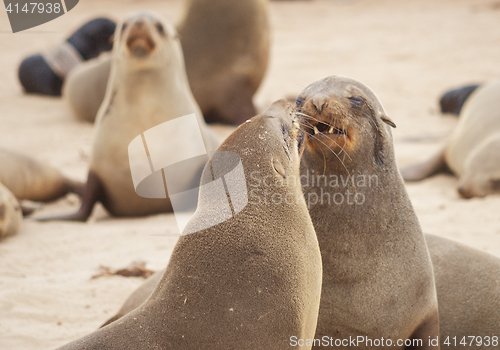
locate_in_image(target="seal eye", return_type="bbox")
[155,22,166,37]
[281,123,288,137]
[348,96,364,108]
[296,96,305,108]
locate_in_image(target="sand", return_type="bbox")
[0,0,499,348]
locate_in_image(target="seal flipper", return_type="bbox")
[439,84,480,116]
[37,171,103,222]
[400,148,450,182]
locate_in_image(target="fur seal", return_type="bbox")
[426,234,500,348]
[402,79,500,198]
[439,84,480,116]
[18,18,115,96]
[0,183,22,240]
[44,13,220,221]
[177,0,270,125]
[63,0,270,125]
[56,100,323,349]
[296,76,440,349]
[0,149,83,202]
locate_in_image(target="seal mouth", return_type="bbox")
[126,33,156,58]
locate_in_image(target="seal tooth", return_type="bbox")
[313,126,320,135]
[328,126,334,134]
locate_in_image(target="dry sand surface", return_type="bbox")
[1,0,500,348]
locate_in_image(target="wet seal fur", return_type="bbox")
[0,183,22,240]
[63,0,269,125]
[18,18,115,96]
[42,13,220,221]
[402,79,500,198]
[0,149,83,203]
[56,100,322,350]
[296,76,440,349]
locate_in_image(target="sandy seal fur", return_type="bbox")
[56,100,322,349]
[297,75,440,349]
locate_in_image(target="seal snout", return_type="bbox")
[125,18,157,58]
[311,95,329,115]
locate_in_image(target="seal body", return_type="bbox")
[63,54,112,123]
[18,18,115,96]
[426,234,500,348]
[0,149,82,202]
[0,183,22,240]
[56,100,323,350]
[63,0,270,125]
[177,0,270,124]
[297,76,439,349]
[48,13,220,221]
[402,79,500,198]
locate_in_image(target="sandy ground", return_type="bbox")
[1,0,499,348]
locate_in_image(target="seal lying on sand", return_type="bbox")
[18,18,115,96]
[297,76,440,349]
[45,13,220,221]
[0,149,83,202]
[56,100,323,350]
[402,79,500,198]
[63,0,270,125]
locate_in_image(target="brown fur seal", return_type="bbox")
[0,183,22,240]
[0,149,83,202]
[177,0,270,125]
[56,100,323,349]
[63,54,112,123]
[296,76,439,349]
[45,13,220,221]
[63,0,269,125]
[402,79,500,198]
[426,234,500,349]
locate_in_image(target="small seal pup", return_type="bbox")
[0,183,22,240]
[63,0,270,125]
[401,79,500,198]
[426,234,500,348]
[56,100,323,350]
[45,13,220,221]
[0,149,83,202]
[296,76,440,349]
[18,18,115,96]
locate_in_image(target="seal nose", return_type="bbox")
[135,19,144,29]
[312,95,328,114]
[457,185,474,199]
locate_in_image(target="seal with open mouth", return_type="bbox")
[296,75,440,349]
[43,13,220,221]
[55,100,322,350]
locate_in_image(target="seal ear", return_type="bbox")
[381,115,396,128]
